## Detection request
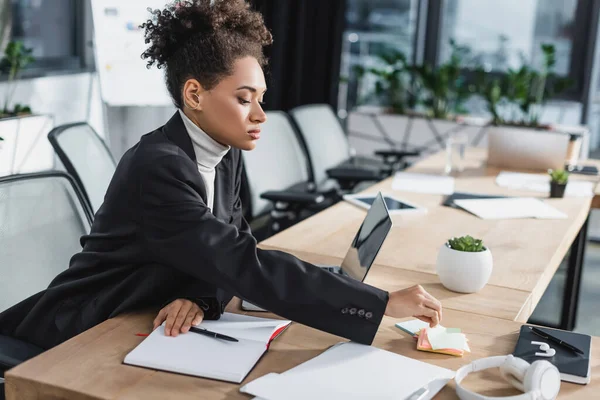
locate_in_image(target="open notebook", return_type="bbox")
[124,313,291,383]
[240,342,455,400]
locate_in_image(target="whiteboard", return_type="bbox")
[91,0,173,106]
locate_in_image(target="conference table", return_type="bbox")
[4,149,600,399]
[263,148,599,330]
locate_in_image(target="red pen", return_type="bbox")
[135,333,150,337]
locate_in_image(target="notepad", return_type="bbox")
[396,319,433,337]
[392,172,455,195]
[513,325,592,384]
[123,313,291,383]
[453,197,568,220]
[240,342,455,400]
[417,327,471,357]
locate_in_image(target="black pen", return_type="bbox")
[189,326,239,342]
[529,326,584,355]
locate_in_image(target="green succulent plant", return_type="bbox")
[447,235,485,252]
[549,169,569,185]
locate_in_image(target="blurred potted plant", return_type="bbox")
[1,40,35,119]
[477,43,572,128]
[549,169,569,198]
[436,235,493,293]
[412,39,471,119]
[353,49,416,115]
[0,41,54,174]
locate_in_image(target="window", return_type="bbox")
[338,0,419,116]
[2,0,84,76]
[439,0,578,76]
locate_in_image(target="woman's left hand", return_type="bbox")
[153,298,204,337]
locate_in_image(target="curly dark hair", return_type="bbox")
[141,0,273,108]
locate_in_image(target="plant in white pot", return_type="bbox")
[436,235,493,293]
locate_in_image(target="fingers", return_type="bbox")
[192,310,204,326]
[153,307,167,330]
[423,298,443,322]
[418,306,440,327]
[171,300,194,337]
[415,285,443,323]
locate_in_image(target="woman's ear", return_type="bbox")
[182,79,206,111]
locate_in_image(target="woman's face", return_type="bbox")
[182,56,267,151]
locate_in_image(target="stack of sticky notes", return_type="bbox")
[395,320,471,357]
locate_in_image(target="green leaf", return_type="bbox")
[448,235,486,252]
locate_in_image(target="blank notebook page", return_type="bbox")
[124,313,290,383]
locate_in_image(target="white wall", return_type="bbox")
[0,72,105,136]
[0,72,176,162]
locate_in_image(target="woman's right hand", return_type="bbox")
[384,285,442,327]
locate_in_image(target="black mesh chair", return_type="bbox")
[289,104,420,191]
[48,123,117,215]
[0,172,92,396]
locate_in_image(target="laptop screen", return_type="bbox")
[340,192,393,282]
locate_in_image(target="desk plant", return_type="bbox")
[0,40,35,120]
[436,235,493,293]
[549,169,569,198]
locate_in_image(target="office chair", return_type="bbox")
[48,123,117,215]
[289,104,419,191]
[241,111,336,240]
[0,172,93,390]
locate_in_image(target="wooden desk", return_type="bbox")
[6,301,599,400]
[262,149,592,329]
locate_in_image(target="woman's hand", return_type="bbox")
[153,299,204,336]
[384,285,442,327]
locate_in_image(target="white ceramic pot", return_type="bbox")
[436,243,493,293]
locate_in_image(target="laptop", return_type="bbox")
[487,127,569,171]
[242,192,393,312]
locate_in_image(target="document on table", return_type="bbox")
[496,171,595,197]
[453,198,568,220]
[240,342,454,400]
[392,172,455,195]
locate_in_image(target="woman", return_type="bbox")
[0,0,441,350]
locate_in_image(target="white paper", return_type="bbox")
[240,342,454,400]
[123,313,290,383]
[395,320,437,336]
[392,172,455,195]
[426,327,467,351]
[496,172,594,197]
[202,313,290,343]
[454,198,568,220]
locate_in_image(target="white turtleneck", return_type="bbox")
[178,109,230,213]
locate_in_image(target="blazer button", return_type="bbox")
[349,308,357,315]
[341,307,349,314]
[365,311,373,319]
[358,309,365,318]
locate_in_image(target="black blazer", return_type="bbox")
[0,112,389,350]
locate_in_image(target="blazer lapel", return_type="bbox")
[212,152,233,222]
[161,112,208,205]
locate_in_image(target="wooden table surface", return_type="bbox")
[6,301,599,400]
[5,149,600,399]
[262,149,597,320]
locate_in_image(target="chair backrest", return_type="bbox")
[242,111,310,218]
[48,123,117,215]
[0,172,93,313]
[289,104,351,185]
